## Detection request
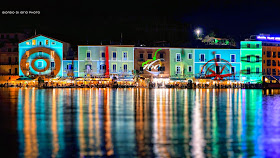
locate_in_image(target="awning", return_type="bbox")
[16,77,34,81]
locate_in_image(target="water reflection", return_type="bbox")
[1,88,276,157]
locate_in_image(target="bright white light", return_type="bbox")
[195,28,202,37]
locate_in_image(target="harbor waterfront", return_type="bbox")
[1,87,280,157]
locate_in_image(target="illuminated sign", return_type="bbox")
[257,35,280,41]
[142,48,162,75]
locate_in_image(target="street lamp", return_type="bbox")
[195,28,202,38]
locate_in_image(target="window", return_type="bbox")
[161,66,165,71]
[216,54,221,62]
[51,42,55,45]
[15,68,17,75]
[51,62,55,68]
[273,52,276,58]
[273,60,276,66]
[200,54,205,62]
[9,69,11,75]
[123,52,127,60]
[188,66,192,72]
[176,66,181,74]
[278,52,280,58]
[15,57,18,64]
[273,69,276,75]
[14,48,18,52]
[140,67,143,71]
[267,60,271,66]
[26,51,29,57]
[6,35,9,39]
[101,52,105,59]
[231,67,235,74]
[38,61,43,68]
[8,57,11,64]
[247,44,250,48]
[256,44,260,48]
[256,67,260,74]
[39,41,42,45]
[264,60,265,64]
[176,53,181,62]
[87,51,91,59]
[46,40,49,45]
[278,61,280,66]
[51,51,54,58]
[32,40,36,45]
[263,69,265,74]
[267,51,271,57]
[264,51,266,55]
[160,53,164,58]
[124,64,127,72]
[140,54,143,59]
[87,65,92,70]
[231,55,236,62]
[38,51,42,57]
[148,54,152,59]
[112,52,117,60]
[8,48,11,52]
[267,68,271,75]
[99,65,105,70]
[1,35,3,39]
[188,53,192,59]
[247,67,250,74]
[26,42,30,45]
[113,64,116,72]
[247,56,250,62]
[256,56,260,62]
[67,64,72,69]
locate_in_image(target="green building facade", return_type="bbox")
[108,46,134,79]
[170,48,194,81]
[240,41,262,83]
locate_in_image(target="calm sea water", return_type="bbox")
[0,88,280,158]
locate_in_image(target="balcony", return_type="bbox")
[99,70,106,73]
[174,58,182,62]
[0,62,18,65]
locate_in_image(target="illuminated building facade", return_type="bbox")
[194,49,241,81]
[62,60,79,77]
[0,33,29,83]
[78,45,134,78]
[248,34,280,76]
[134,47,170,79]
[19,34,71,78]
[240,41,262,83]
[169,48,194,81]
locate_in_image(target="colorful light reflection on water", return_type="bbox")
[0,88,280,157]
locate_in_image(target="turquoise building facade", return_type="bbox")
[18,34,66,77]
[194,49,241,81]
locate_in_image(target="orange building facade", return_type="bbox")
[262,46,280,76]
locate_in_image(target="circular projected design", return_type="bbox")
[20,47,61,76]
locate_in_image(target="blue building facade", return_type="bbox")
[62,60,79,77]
[194,49,241,81]
[19,35,65,77]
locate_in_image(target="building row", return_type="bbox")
[13,34,264,86]
[4,33,280,87]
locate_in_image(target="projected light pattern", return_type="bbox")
[19,35,64,77]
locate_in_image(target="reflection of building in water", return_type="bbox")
[17,89,39,158]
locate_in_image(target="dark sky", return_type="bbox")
[1,0,280,47]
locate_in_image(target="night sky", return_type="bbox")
[1,0,280,48]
